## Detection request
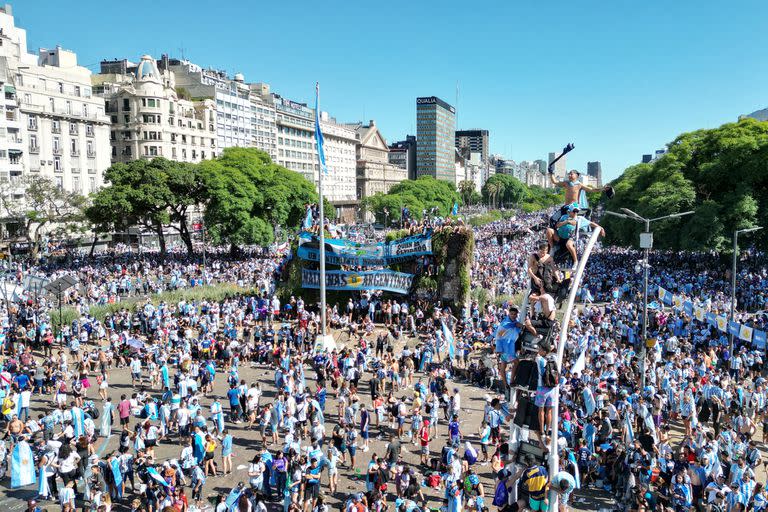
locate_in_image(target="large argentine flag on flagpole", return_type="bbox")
[314,83,328,175]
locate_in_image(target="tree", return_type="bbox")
[458,180,478,206]
[482,174,526,208]
[86,159,177,256]
[360,176,460,222]
[202,147,318,252]
[603,118,768,251]
[0,176,87,260]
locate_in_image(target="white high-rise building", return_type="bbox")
[164,59,253,149]
[273,95,357,205]
[249,83,277,160]
[319,112,357,203]
[0,4,110,200]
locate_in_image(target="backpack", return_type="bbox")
[542,354,559,388]
[492,481,508,507]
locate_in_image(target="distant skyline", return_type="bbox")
[12,0,768,181]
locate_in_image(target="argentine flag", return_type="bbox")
[314,83,328,174]
[442,320,455,360]
[11,440,36,488]
[146,466,170,487]
[72,406,85,438]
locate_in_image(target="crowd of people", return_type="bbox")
[1,185,768,512]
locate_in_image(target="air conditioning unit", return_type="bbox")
[48,160,53,165]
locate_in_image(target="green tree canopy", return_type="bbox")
[86,158,202,255]
[603,118,768,250]
[481,174,526,207]
[361,176,460,222]
[202,147,319,250]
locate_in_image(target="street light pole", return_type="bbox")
[642,218,649,387]
[730,226,762,355]
[606,208,694,388]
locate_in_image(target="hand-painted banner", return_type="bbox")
[386,234,433,263]
[297,231,432,266]
[302,268,414,294]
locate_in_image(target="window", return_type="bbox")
[72,176,80,192]
[58,82,64,94]
[87,141,94,156]
[70,138,77,154]
[55,176,63,189]
[123,115,129,123]
[49,98,55,111]
[74,86,81,97]
[29,134,37,149]
[27,116,37,130]
[23,93,30,104]
[54,156,62,172]
[123,99,130,111]
[82,104,88,117]
[86,124,94,136]
[53,137,60,152]
[89,177,96,192]
[52,120,61,133]
[66,101,72,114]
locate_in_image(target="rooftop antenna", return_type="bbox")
[178,44,186,61]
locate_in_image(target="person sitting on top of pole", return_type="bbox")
[546,143,614,232]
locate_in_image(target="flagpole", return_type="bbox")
[315,83,327,338]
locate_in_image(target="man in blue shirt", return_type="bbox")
[226,385,242,423]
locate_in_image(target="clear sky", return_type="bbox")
[13,0,768,181]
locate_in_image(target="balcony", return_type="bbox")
[53,148,63,156]
[86,127,95,137]
[29,145,39,154]
[87,151,96,158]
[71,168,81,174]
[69,126,79,135]
[71,150,80,157]
[20,102,111,124]
[52,125,61,134]
[27,123,38,132]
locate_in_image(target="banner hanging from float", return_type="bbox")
[302,268,414,294]
[297,231,432,266]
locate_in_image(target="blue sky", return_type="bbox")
[15,1,768,180]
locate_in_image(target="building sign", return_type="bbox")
[302,269,414,294]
